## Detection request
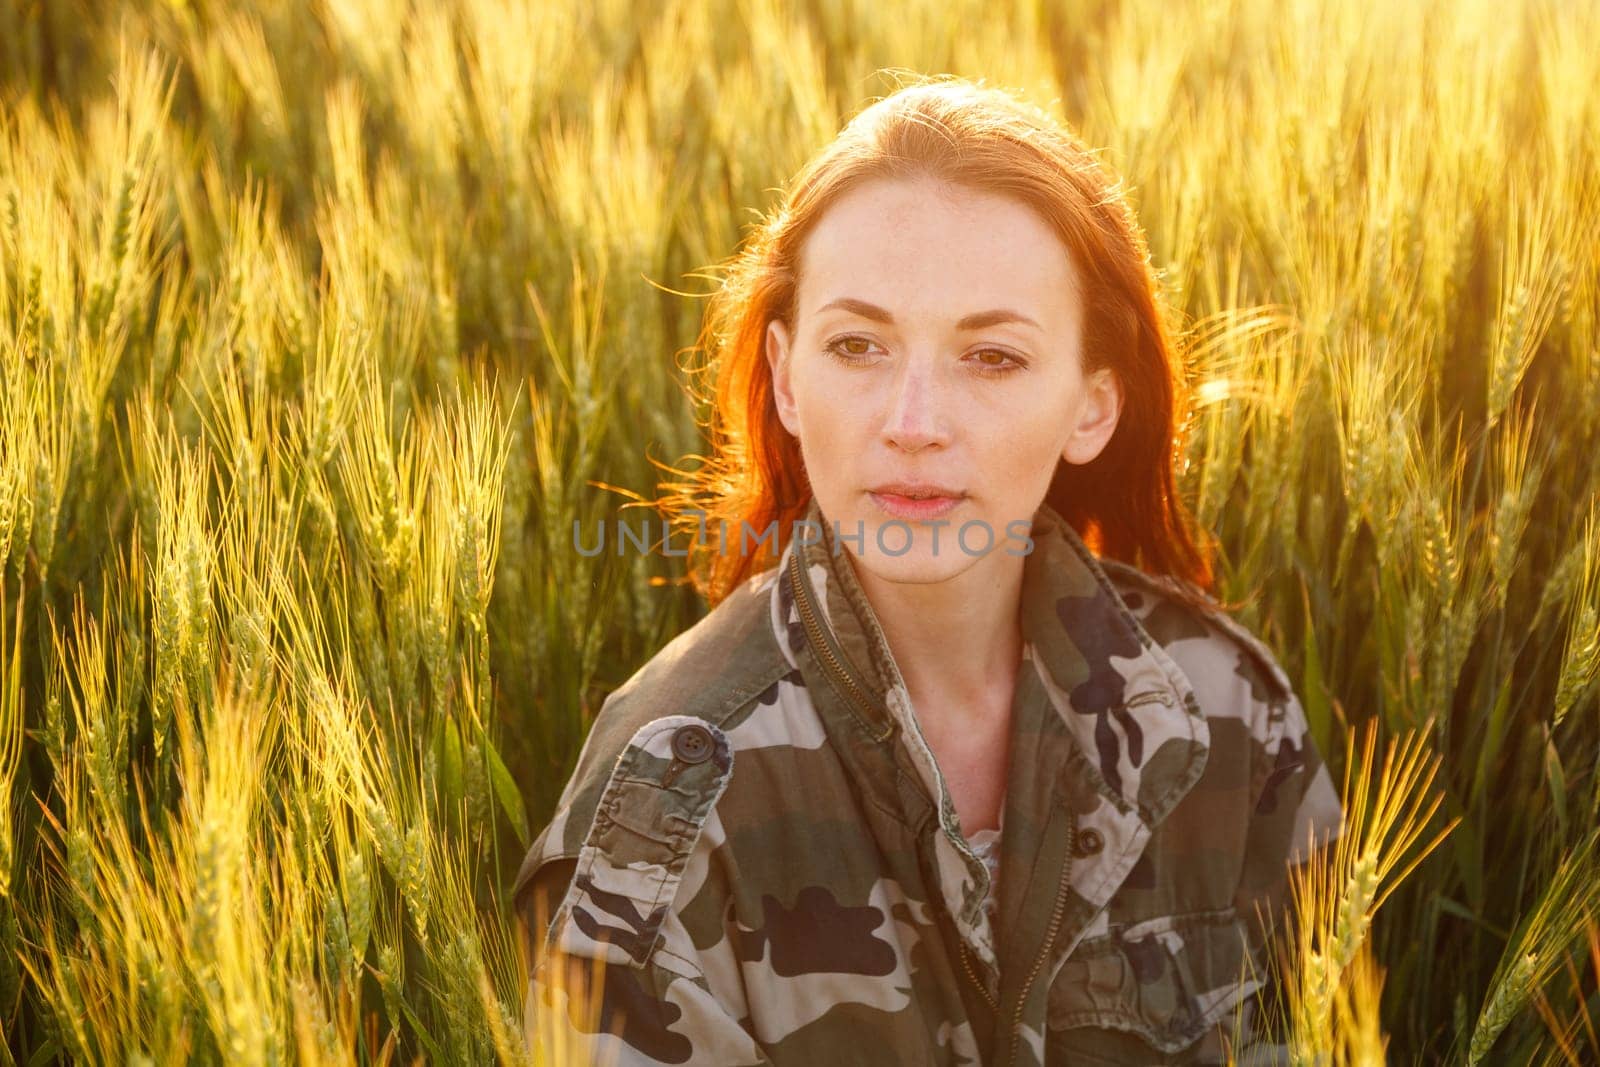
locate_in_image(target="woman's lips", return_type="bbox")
[868,491,964,521]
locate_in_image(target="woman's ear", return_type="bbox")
[1061,366,1123,465]
[766,318,800,437]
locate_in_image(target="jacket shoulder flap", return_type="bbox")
[1095,558,1298,776]
[512,568,790,968]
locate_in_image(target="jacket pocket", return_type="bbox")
[1045,906,1262,1058]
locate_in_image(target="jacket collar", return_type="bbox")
[771,496,1211,975]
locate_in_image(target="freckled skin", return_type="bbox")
[764,174,1123,586]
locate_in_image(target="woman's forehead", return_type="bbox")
[795,177,1083,332]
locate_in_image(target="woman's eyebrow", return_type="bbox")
[815,296,1042,333]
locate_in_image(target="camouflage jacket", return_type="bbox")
[513,498,1343,1065]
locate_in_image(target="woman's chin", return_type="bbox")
[847,544,987,586]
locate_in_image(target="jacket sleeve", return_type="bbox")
[514,715,773,1067]
[1224,683,1345,1058]
[1239,686,1344,920]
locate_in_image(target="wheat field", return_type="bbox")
[1,0,1597,1063]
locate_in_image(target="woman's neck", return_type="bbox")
[847,548,1026,733]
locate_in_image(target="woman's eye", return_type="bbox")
[823,335,878,362]
[968,349,1024,375]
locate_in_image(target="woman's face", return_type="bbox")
[765,174,1122,584]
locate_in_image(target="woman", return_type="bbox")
[514,77,1343,1066]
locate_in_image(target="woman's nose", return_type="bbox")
[881,361,951,453]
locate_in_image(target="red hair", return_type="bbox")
[654,75,1215,608]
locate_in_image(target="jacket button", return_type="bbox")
[670,723,715,764]
[1072,827,1104,857]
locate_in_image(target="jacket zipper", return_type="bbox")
[1005,810,1077,1066]
[791,542,1069,1053]
[787,547,891,738]
[958,940,997,1010]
